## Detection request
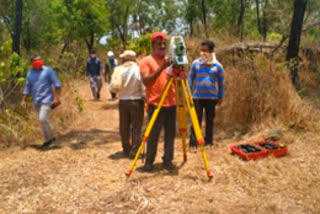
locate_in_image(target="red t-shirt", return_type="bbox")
[140,55,176,107]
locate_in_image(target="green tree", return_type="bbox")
[53,0,109,53]
[106,0,181,48]
[106,0,136,49]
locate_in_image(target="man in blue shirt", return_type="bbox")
[21,55,62,149]
[86,49,103,100]
[188,40,224,150]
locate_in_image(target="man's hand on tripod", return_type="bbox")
[160,56,171,70]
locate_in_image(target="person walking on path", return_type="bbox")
[21,55,62,149]
[86,49,103,100]
[110,50,145,159]
[188,40,225,150]
[105,51,118,100]
[139,32,177,172]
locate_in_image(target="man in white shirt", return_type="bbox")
[110,50,145,159]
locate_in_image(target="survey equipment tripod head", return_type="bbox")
[168,36,189,78]
[169,36,188,68]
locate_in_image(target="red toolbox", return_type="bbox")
[254,140,288,158]
[230,143,268,160]
[230,140,288,160]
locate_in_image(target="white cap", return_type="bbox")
[120,50,136,59]
[107,51,114,57]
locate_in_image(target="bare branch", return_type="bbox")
[269,20,320,56]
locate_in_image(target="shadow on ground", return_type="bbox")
[29,129,120,151]
[101,101,119,110]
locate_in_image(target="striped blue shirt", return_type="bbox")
[188,58,224,99]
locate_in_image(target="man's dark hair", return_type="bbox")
[201,40,215,51]
[30,55,41,62]
[90,49,96,54]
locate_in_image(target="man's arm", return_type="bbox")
[141,57,170,86]
[216,65,225,106]
[21,74,31,108]
[21,95,30,108]
[53,87,61,102]
[188,63,197,90]
[49,69,62,108]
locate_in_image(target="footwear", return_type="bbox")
[189,145,198,153]
[40,137,56,149]
[205,143,214,149]
[123,150,130,157]
[143,163,153,172]
[97,93,100,99]
[163,161,176,171]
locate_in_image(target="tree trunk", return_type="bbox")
[119,0,134,49]
[59,40,70,59]
[261,0,268,40]
[12,0,23,54]
[117,27,126,50]
[238,0,246,41]
[255,0,262,36]
[201,0,208,38]
[85,32,95,54]
[286,0,308,87]
[190,21,193,37]
[22,20,32,54]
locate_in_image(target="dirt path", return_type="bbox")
[1,80,320,214]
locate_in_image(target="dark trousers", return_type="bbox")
[190,99,217,146]
[119,99,144,156]
[146,104,176,165]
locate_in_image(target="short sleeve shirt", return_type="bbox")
[140,55,176,107]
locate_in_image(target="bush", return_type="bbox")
[127,33,152,55]
[0,40,29,107]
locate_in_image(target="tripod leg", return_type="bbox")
[180,79,214,180]
[175,79,188,162]
[125,77,174,177]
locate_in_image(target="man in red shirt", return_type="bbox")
[140,32,176,172]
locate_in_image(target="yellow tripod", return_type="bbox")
[125,68,213,180]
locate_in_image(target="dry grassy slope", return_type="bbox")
[0,79,320,214]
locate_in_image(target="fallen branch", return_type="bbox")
[216,21,320,58]
[269,20,320,56]
[216,42,279,57]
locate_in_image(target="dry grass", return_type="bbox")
[0,78,320,214]
[0,76,82,149]
[219,54,320,131]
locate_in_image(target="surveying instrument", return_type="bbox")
[125,36,213,180]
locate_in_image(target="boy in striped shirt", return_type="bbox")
[188,40,224,149]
